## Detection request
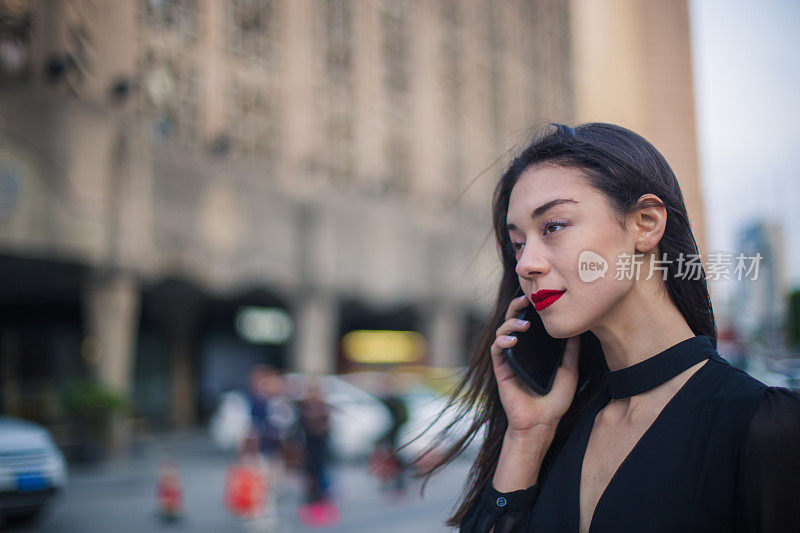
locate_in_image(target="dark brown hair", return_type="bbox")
[408,122,717,527]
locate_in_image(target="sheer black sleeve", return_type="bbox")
[736,386,800,532]
[459,481,540,533]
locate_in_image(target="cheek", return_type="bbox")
[542,271,632,338]
[580,274,631,304]
[575,272,633,327]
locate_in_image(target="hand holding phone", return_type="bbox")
[489,293,581,437]
[503,305,566,395]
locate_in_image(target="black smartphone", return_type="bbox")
[503,305,567,395]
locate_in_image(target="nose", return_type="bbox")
[515,241,550,280]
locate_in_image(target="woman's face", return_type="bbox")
[506,164,639,338]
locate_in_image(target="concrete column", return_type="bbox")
[30,0,69,87]
[426,302,465,368]
[82,271,140,451]
[83,271,140,395]
[282,0,321,191]
[87,0,138,103]
[170,324,196,429]
[146,282,202,430]
[198,0,225,143]
[292,292,338,375]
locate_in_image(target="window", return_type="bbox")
[227,78,279,163]
[227,0,279,67]
[143,0,198,44]
[143,51,199,148]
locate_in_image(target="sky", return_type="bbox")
[688,0,800,298]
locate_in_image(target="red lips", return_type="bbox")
[530,289,566,311]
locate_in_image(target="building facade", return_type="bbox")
[0,0,573,429]
[570,0,706,254]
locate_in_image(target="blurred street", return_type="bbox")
[8,431,469,533]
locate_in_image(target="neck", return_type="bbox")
[590,278,696,373]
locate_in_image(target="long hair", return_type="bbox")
[409,122,717,527]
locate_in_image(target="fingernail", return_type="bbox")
[517,320,529,327]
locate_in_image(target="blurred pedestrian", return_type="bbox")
[371,372,409,494]
[246,365,299,526]
[298,378,332,502]
[297,378,340,526]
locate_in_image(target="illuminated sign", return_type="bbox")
[234,306,293,345]
[341,330,427,364]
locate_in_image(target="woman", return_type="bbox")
[415,123,800,532]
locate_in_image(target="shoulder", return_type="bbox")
[710,355,800,413]
[735,386,800,529]
[693,355,782,435]
[702,357,800,448]
[747,386,800,449]
[704,355,769,407]
[738,387,800,498]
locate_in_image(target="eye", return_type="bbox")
[542,219,568,236]
[510,241,525,254]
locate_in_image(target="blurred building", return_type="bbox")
[729,221,787,351]
[570,0,707,255]
[0,0,573,430]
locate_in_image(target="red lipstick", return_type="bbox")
[530,289,566,311]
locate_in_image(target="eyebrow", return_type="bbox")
[506,198,578,231]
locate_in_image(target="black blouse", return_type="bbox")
[460,347,800,532]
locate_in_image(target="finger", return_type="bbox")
[496,317,531,338]
[490,334,518,358]
[490,336,519,381]
[505,294,532,321]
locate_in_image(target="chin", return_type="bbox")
[540,319,576,339]
[540,313,587,339]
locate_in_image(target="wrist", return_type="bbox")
[504,424,557,446]
[492,427,555,492]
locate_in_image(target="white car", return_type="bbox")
[299,374,392,462]
[397,384,485,466]
[208,375,391,462]
[333,372,487,467]
[0,416,67,523]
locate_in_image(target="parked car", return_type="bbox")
[0,416,67,524]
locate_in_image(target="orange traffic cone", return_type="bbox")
[225,461,269,518]
[157,460,184,522]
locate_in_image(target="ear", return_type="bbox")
[630,194,667,254]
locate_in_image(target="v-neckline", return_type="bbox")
[575,356,715,533]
